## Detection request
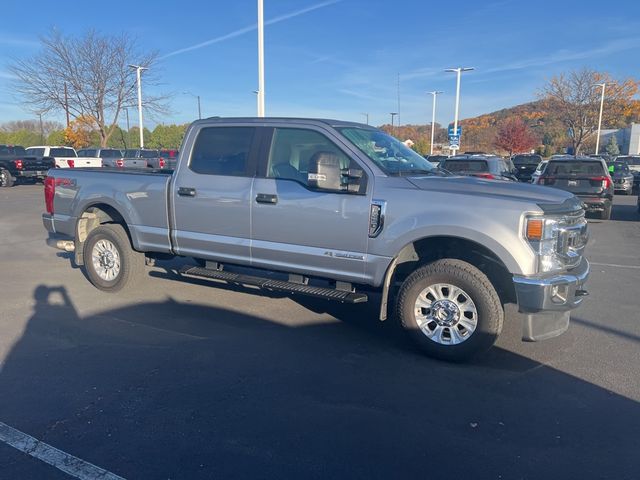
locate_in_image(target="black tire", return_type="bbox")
[0,169,14,188]
[395,259,503,362]
[82,224,145,292]
[600,204,612,220]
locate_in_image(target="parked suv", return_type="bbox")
[512,154,543,183]
[615,156,640,192]
[606,161,634,195]
[442,154,517,181]
[536,157,613,219]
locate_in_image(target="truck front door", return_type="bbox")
[251,126,372,283]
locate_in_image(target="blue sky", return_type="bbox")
[1,0,639,128]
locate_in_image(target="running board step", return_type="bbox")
[180,266,368,303]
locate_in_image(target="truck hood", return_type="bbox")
[406,175,580,212]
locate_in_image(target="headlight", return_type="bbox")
[525,214,588,273]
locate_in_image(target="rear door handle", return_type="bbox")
[256,193,278,204]
[178,187,196,197]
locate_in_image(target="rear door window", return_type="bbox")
[189,127,256,176]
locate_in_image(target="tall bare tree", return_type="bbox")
[539,68,638,154]
[9,30,169,147]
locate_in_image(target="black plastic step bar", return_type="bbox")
[180,266,368,303]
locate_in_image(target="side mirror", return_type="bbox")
[307,152,362,193]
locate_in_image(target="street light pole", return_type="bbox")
[257,0,265,117]
[594,82,608,154]
[129,64,148,148]
[427,91,443,155]
[390,112,398,136]
[445,67,474,152]
[361,113,369,125]
[183,91,202,120]
[38,112,44,144]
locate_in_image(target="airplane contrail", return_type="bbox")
[161,0,342,59]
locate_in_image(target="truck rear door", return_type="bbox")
[250,125,371,283]
[170,125,259,264]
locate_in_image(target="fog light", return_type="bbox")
[551,285,568,304]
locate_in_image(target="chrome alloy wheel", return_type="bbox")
[92,239,121,281]
[414,283,478,345]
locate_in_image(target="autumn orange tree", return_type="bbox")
[63,115,96,149]
[493,117,538,156]
[539,69,639,154]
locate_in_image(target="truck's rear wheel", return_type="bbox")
[83,224,145,292]
[0,169,14,187]
[395,259,503,362]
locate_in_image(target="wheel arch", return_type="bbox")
[74,202,136,265]
[379,235,516,321]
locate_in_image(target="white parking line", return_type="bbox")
[590,262,640,270]
[0,421,125,480]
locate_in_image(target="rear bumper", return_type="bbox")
[42,213,76,237]
[512,259,589,341]
[577,196,610,211]
[16,170,48,179]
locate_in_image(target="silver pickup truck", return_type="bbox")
[42,118,590,361]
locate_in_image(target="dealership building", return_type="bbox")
[600,123,640,155]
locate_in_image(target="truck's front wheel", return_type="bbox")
[396,259,503,362]
[83,224,145,292]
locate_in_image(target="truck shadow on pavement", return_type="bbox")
[0,285,638,479]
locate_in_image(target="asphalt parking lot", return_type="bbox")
[1,184,639,479]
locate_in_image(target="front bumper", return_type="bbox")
[512,258,590,341]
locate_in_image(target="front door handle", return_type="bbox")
[256,193,278,204]
[178,187,196,197]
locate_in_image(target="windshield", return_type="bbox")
[512,155,541,165]
[546,161,605,175]
[50,148,76,157]
[124,149,137,157]
[140,150,159,158]
[101,149,122,158]
[0,145,26,155]
[443,159,489,173]
[617,156,640,166]
[338,127,438,175]
[607,162,630,173]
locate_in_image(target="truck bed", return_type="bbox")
[45,168,174,254]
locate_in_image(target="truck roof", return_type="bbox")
[194,117,374,129]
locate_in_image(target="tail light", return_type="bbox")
[589,176,612,189]
[67,159,75,168]
[14,159,23,170]
[44,177,55,214]
[538,176,556,185]
[474,173,495,180]
[159,158,165,168]
[116,159,124,167]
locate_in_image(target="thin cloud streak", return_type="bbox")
[161,0,342,59]
[484,38,640,74]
